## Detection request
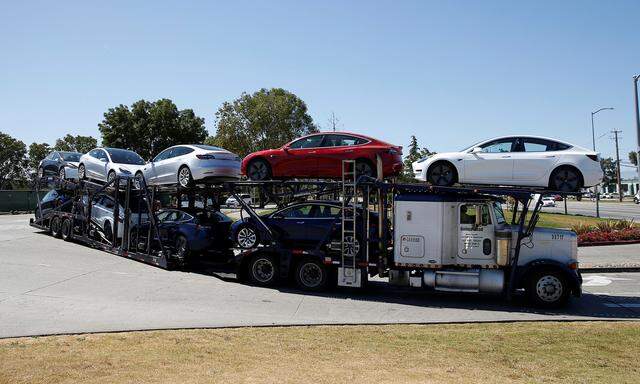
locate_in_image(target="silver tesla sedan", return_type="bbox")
[78,147,146,183]
[138,144,241,187]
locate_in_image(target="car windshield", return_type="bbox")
[61,152,81,161]
[106,148,145,165]
[493,202,506,224]
[193,144,223,151]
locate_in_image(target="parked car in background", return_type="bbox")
[552,194,563,201]
[541,196,556,207]
[38,151,82,180]
[138,144,241,188]
[230,200,378,251]
[130,208,233,260]
[225,194,252,208]
[412,135,603,192]
[634,191,639,204]
[601,193,612,199]
[78,148,146,184]
[242,132,403,181]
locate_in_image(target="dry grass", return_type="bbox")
[1,322,639,384]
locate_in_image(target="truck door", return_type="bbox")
[457,203,495,263]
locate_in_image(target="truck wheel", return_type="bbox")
[527,269,570,308]
[247,253,278,287]
[60,218,73,241]
[50,216,62,238]
[295,259,330,292]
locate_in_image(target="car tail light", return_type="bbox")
[196,154,216,160]
[586,154,599,162]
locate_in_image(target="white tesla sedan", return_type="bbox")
[138,144,241,188]
[78,148,146,184]
[412,136,603,192]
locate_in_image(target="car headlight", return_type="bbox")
[118,167,131,174]
[417,157,430,163]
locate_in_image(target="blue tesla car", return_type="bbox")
[230,200,378,251]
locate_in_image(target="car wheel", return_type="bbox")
[78,164,86,180]
[60,218,72,241]
[550,166,582,192]
[37,167,43,178]
[295,259,330,291]
[355,160,376,179]
[50,216,62,238]
[246,159,271,181]
[134,172,144,189]
[342,235,361,257]
[178,166,193,188]
[59,167,66,180]
[427,161,457,186]
[247,253,278,286]
[175,235,190,261]
[104,221,113,242]
[527,269,570,308]
[236,224,259,249]
[107,170,116,184]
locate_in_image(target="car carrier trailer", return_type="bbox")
[29,159,583,307]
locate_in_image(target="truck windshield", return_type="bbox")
[493,202,506,224]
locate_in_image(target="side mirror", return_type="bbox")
[471,147,483,154]
[282,146,290,153]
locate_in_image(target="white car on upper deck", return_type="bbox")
[412,135,603,192]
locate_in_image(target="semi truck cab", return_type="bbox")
[391,193,581,307]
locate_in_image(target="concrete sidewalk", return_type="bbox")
[579,243,640,271]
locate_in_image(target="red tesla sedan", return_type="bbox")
[242,132,403,180]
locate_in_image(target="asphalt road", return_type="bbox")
[542,200,640,220]
[1,214,639,338]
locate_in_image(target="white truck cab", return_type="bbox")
[391,193,581,307]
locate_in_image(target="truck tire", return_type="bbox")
[527,268,570,308]
[60,218,73,241]
[295,258,330,292]
[247,253,278,287]
[50,216,62,238]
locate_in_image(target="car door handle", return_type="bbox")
[308,151,317,154]
[344,149,354,153]
[545,155,556,158]
[296,221,305,224]
[501,155,511,158]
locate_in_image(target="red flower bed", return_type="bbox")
[578,228,640,246]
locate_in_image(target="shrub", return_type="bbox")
[571,222,594,235]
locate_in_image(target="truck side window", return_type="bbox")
[460,204,492,227]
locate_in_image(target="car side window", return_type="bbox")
[520,138,554,152]
[314,205,340,218]
[322,134,366,147]
[42,190,59,202]
[153,148,173,162]
[88,150,98,159]
[480,138,515,153]
[96,150,109,162]
[279,205,314,218]
[288,135,324,149]
[173,147,194,157]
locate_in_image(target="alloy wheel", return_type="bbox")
[248,161,269,180]
[429,163,454,186]
[38,167,43,178]
[178,167,192,187]
[553,169,579,192]
[59,167,65,179]
[342,235,360,257]
[107,171,116,184]
[237,227,257,248]
[78,165,85,180]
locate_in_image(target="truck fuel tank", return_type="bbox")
[422,269,504,294]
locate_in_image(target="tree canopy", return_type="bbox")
[99,99,207,160]
[28,142,51,171]
[630,151,638,166]
[208,88,318,157]
[400,135,434,181]
[54,134,97,154]
[600,157,618,185]
[0,131,28,189]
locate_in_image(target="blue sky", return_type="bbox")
[1,0,639,176]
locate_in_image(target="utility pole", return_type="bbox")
[633,75,640,181]
[591,107,614,217]
[328,112,339,132]
[612,129,623,202]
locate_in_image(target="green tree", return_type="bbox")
[600,157,618,186]
[0,131,28,189]
[630,151,638,166]
[54,134,97,154]
[99,99,207,159]
[28,142,51,171]
[209,88,318,157]
[400,135,434,182]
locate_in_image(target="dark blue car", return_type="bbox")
[230,201,378,251]
[131,208,233,260]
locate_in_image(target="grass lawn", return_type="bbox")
[504,210,628,229]
[1,322,639,384]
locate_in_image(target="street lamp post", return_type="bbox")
[591,107,614,218]
[633,75,640,182]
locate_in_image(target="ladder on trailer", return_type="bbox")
[339,160,360,286]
